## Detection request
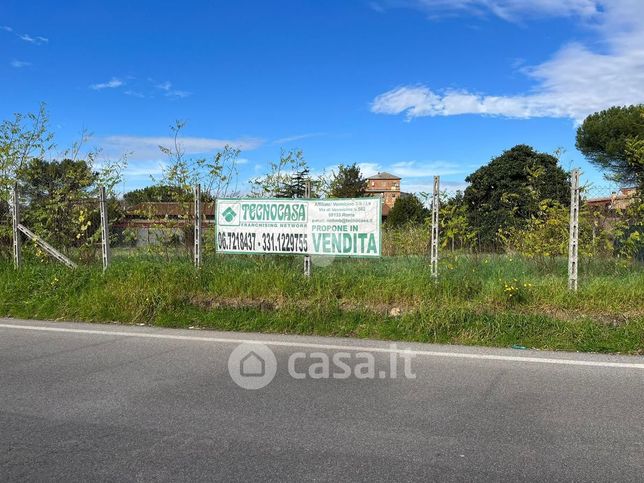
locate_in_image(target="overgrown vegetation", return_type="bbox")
[463,144,570,250]
[385,194,429,228]
[1,254,642,354]
[0,105,642,353]
[576,104,644,190]
[328,163,366,198]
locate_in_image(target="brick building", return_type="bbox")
[585,188,638,211]
[365,172,401,217]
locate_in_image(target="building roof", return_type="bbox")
[367,171,401,180]
[585,188,637,209]
[126,202,215,218]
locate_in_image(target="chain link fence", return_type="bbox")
[382,182,642,260]
[1,174,642,289]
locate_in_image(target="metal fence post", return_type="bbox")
[303,179,312,277]
[568,169,580,291]
[430,176,440,279]
[194,183,202,269]
[11,182,21,269]
[99,186,111,271]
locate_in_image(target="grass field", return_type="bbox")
[1,253,642,354]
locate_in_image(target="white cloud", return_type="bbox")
[90,77,124,90]
[2,26,49,44]
[391,160,470,177]
[165,89,191,99]
[372,85,565,119]
[10,60,31,68]
[404,180,469,195]
[369,1,387,13]
[351,160,466,179]
[272,132,327,145]
[343,161,469,194]
[124,90,145,98]
[92,160,166,178]
[329,160,471,195]
[386,0,600,21]
[100,135,263,161]
[88,77,191,98]
[125,162,167,177]
[357,162,382,177]
[371,0,644,122]
[156,81,172,91]
[154,80,192,99]
[18,33,48,44]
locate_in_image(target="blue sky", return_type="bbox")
[2,0,643,195]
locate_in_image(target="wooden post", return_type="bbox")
[11,182,21,269]
[430,176,440,279]
[99,186,111,271]
[568,169,580,291]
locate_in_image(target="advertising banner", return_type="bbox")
[215,198,381,257]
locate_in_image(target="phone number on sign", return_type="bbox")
[217,231,308,253]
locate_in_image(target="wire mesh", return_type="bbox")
[1,177,641,268]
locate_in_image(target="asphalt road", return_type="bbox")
[1,318,643,482]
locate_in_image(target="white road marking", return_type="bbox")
[1,323,643,369]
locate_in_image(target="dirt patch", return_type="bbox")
[190,294,407,317]
[322,300,408,317]
[189,294,641,326]
[190,294,277,312]
[522,306,643,326]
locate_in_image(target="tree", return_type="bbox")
[151,121,243,256]
[156,120,242,200]
[576,105,644,188]
[17,158,98,254]
[0,104,54,252]
[500,199,571,258]
[625,136,644,200]
[329,163,366,198]
[0,103,54,195]
[280,167,310,198]
[463,144,569,250]
[386,194,429,227]
[250,148,313,198]
[124,185,200,205]
[0,106,127,258]
[439,191,476,251]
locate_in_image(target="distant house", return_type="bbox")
[115,202,215,247]
[122,202,215,226]
[365,172,402,217]
[117,175,411,244]
[586,188,638,211]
